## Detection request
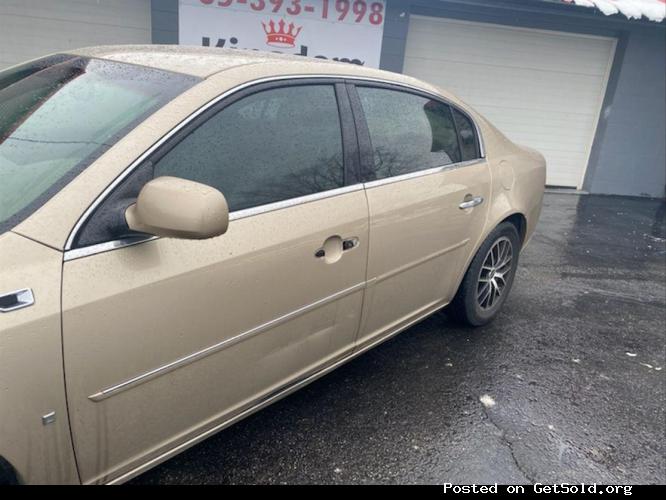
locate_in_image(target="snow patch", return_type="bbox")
[479,394,496,408]
[645,234,666,243]
[562,0,666,22]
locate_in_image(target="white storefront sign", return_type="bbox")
[179,0,386,67]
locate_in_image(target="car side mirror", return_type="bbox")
[125,176,229,239]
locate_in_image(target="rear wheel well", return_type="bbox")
[0,456,20,485]
[502,213,527,246]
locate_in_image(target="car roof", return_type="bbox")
[68,44,443,94]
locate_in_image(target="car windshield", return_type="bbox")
[0,55,199,234]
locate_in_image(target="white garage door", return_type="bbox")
[0,0,151,71]
[403,16,616,188]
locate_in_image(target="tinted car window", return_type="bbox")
[0,55,199,235]
[153,85,344,212]
[452,108,481,161]
[356,87,460,181]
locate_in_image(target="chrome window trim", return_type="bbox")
[228,184,363,222]
[65,73,487,255]
[88,281,367,402]
[63,184,364,261]
[363,158,486,189]
[64,236,158,262]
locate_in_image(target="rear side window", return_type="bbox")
[452,108,481,161]
[356,87,460,181]
[153,85,344,212]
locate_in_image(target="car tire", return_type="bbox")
[0,456,19,485]
[449,222,521,326]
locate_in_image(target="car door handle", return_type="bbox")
[0,288,35,313]
[315,237,358,258]
[459,196,484,210]
[342,237,359,251]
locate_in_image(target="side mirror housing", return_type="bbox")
[125,176,229,239]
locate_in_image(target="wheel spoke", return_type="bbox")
[487,281,496,307]
[478,282,491,306]
[476,236,514,311]
[498,258,512,272]
[499,250,512,269]
[497,241,506,264]
[494,283,501,302]
[499,243,510,267]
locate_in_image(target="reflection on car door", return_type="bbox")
[61,83,369,483]
[349,84,491,347]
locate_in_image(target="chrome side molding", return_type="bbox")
[88,281,367,402]
[0,288,35,313]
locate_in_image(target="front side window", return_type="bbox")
[153,85,345,212]
[0,55,199,234]
[452,108,481,161]
[357,87,461,181]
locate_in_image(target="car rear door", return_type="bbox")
[347,83,491,347]
[61,81,369,484]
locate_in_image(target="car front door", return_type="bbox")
[348,83,490,347]
[61,81,368,484]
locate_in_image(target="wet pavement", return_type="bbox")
[133,193,666,485]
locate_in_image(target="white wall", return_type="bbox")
[0,0,151,70]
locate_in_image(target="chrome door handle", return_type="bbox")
[459,196,484,210]
[0,288,35,313]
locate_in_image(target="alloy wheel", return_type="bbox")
[477,236,513,310]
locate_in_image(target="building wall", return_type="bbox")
[587,26,666,197]
[0,0,152,70]
[151,0,179,44]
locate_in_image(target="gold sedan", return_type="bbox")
[0,46,545,484]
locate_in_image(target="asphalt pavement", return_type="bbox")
[133,192,666,485]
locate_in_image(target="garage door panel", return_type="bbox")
[1,14,150,44]
[479,109,592,130]
[477,109,598,134]
[0,0,151,70]
[409,61,609,110]
[406,38,611,77]
[495,131,596,150]
[404,16,616,188]
[0,0,150,29]
[408,19,614,76]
